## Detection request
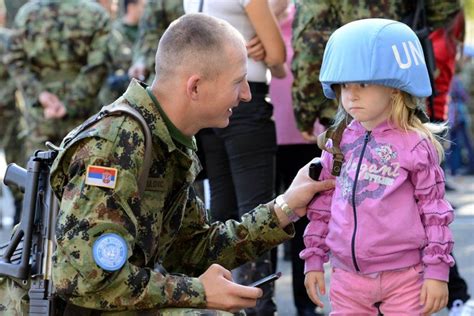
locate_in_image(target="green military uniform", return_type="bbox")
[0,27,25,225]
[291,0,460,132]
[4,0,110,153]
[100,18,139,105]
[41,79,292,314]
[0,27,23,166]
[133,0,183,80]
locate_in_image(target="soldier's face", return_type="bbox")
[199,44,251,128]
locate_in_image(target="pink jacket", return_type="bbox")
[300,120,454,281]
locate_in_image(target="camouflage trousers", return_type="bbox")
[0,276,242,315]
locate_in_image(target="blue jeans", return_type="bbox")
[200,83,277,315]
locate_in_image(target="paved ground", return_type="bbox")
[1,158,473,315]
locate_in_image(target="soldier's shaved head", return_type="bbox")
[154,13,246,80]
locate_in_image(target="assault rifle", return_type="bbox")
[0,149,59,315]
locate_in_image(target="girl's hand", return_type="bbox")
[246,36,266,61]
[304,271,326,308]
[420,279,448,315]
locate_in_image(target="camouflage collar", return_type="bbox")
[122,79,178,152]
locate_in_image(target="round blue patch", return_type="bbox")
[92,233,128,271]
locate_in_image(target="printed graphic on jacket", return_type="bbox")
[340,135,399,206]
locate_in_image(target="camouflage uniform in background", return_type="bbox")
[133,0,184,80]
[4,0,110,153]
[291,0,460,132]
[0,27,24,225]
[2,79,291,315]
[100,18,140,105]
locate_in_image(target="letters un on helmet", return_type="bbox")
[319,18,432,99]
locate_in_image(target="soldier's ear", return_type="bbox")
[186,75,201,101]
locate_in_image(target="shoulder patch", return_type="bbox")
[85,165,118,189]
[92,233,128,271]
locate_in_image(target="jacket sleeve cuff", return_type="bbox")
[424,263,450,282]
[149,272,207,308]
[304,256,325,274]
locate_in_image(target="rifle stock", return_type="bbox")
[0,150,59,315]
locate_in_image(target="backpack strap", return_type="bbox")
[316,120,347,176]
[61,103,153,196]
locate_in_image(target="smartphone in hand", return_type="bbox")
[248,272,282,288]
[309,160,322,180]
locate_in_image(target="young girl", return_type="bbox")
[300,18,454,315]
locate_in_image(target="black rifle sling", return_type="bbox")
[62,104,153,196]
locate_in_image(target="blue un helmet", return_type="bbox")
[319,18,432,99]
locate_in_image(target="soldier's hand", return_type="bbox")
[283,158,335,219]
[246,35,266,61]
[199,264,263,312]
[300,129,318,143]
[39,91,66,119]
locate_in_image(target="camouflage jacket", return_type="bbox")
[291,0,461,132]
[50,79,293,312]
[108,19,138,75]
[5,0,110,121]
[0,27,16,112]
[0,27,20,150]
[100,19,139,104]
[133,0,184,78]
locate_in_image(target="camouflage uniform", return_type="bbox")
[133,0,184,79]
[100,19,139,105]
[0,27,25,224]
[4,0,110,153]
[5,79,290,315]
[291,0,460,131]
[0,27,23,166]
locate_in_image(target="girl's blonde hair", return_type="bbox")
[332,88,446,161]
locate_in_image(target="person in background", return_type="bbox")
[0,1,24,226]
[128,0,184,82]
[184,1,286,315]
[100,0,146,105]
[5,0,110,154]
[446,71,474,176]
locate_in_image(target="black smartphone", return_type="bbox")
[248,272,282,288]
[309,160,323,180]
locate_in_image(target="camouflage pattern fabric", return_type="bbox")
[133,0,184,79]
[0,27,24,166]
[4,0,110,151]
[43,79,294,314]
[100,19,139,105]
[291,0,460,132]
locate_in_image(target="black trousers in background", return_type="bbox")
[275,144,322,314]
[200,83,278,316]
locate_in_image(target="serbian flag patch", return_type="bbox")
[85,165,118,189]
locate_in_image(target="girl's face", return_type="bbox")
[340,83,395,130]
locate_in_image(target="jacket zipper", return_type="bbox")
[351,130,371,272]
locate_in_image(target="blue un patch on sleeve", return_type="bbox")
[92,233,128,271]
